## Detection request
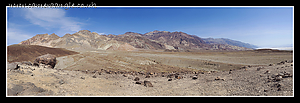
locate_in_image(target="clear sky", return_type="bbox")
[7,7,293,48]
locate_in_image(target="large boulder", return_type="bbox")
[34,54,56,68]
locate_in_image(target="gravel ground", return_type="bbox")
[7,60,293,96]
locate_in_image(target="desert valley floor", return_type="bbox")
[7,48,293,96]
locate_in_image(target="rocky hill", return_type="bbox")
[203,38,258,49]
[19,30,254,51]
[19,30,136,51]
[143,30,207,50]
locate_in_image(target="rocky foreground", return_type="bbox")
[7,60,293,96]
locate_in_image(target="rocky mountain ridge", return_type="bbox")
[203,38,259,49]
[19,30,253,51]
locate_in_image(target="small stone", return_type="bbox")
[277,88,281,91]
[59,80,65,84]
[176,75,183,79]
[215,76,220,80]
[92,75,97,78]
[229,71,232,74]
[123,74,127,77]
[135,81,143,84]
[145,75,150,78]
[192,76,198,80]
[134,77,140,81]
[80,77,85,79]
[168,78,172,81]
[264,70,270,74]
[278,73,284,76]
[144,81,153,87]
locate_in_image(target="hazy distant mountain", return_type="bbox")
[202,38,258,49]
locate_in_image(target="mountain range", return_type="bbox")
[202,38,258,49]
[19,30,255,51]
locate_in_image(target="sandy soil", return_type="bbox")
[7,59,293,96]
[7,50,293,96]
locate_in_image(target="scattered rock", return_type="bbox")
[167,73,175,78]
[168,78,172,81]
[192,76,198,80]
[257,67,264,71]
[135,81,143,84]
[215,77,225,81]
[34,54,56,68]
[134,77,140,81]
[176,75,183,79]
[264,70,270,74]
[59,80,65,85]
[145,75,150,78]
[144,81,153,87]
[92,75,97,78]
[80,77,85,79]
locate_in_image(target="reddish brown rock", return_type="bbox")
[34,54,56,68]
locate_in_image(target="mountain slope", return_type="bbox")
[19,30,136,51]
[143,30,207,50]
[111,32,165,50]
[203,38,258,49]
[19,30,253,51]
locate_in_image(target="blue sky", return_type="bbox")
[7,7,293,48]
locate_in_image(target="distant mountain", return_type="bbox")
[19,30,253,51]
[202,38,258,49]
[19,30,136,51]
[143,30,207,50]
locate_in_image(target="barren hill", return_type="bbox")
[19,30,253,51]
[19,30,137,51]
[143,30,207,50]
[7,44,78,62]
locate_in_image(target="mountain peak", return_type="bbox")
[144,30,170,36]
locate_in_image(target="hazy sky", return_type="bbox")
[7,7,293,48]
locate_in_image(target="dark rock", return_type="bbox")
[168,78,172,81]
[264,70,270,74]
[192,76,198,80]
[144,81,153,87]
[34,54,56,68]
[135,81,143,84]
[92,75,97,78]
[167,73,175,78]
[80,77,85,79]
[257,67,264,71]
[145,75,150,78]
[134,77,140,81]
